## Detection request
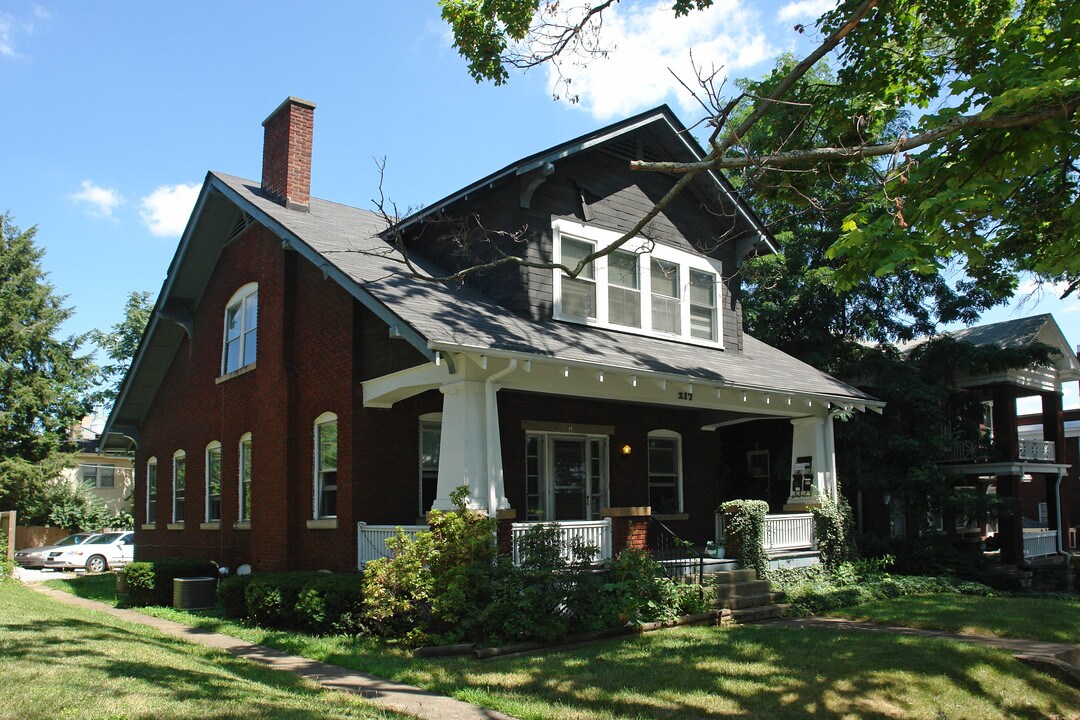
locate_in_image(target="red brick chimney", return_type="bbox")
[261,97,316,210]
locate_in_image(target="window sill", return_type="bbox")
[166,522,185,531]
[216,362,256,385]
[653,513,689,522]
[233,521,251,531]
[140,523,156,531]
[306,518,338,530]
[200,521,221,531]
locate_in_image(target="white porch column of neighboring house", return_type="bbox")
[824,411,839,502]
[785,415,832,510]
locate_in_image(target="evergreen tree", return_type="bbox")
[0,214,97,518]
[91,290,154,405]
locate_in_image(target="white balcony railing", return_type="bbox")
[1019,439,1056,462]
[715,512,816,552]
[945,440,978,462]
[511,519,612,565]
[1022,530,1058,559]
[357,522,427,568]
[765,513,815,551]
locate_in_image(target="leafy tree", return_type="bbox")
[0,214,97,518]
[440,0,1079,297]
[91,290,154,406]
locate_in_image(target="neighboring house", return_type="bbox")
[64,423,134,516]
[101,98,882,573]
[892,315,1079,563]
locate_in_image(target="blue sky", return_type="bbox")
[2,0,1076,410]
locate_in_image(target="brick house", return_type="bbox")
[101,98,882,572]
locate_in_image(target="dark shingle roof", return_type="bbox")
[212,172,875,403]
[945,314,1053,350]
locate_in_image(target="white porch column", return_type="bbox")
[433,381,488,512]
[824,412,839,503]
[786,416,830,510]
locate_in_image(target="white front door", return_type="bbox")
[525,433,608,521]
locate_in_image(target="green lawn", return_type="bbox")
[41,575,1080,720]
[828,594,1080,644]
[0,579,400,720]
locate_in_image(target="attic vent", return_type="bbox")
[228,211,254,240]
[600,136,667,165]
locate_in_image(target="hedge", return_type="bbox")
[123,558,219,606]
[220,571,364,635]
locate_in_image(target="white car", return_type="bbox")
[14,533,97,568]
[44,532,135,573]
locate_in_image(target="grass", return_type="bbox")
[0,579,402,720]
[829,594,1080,644]
[41,574,1080,719]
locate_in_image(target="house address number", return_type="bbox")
[678,391,694,401]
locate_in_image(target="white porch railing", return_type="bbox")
[511,519,612,565]
[1023,529,1058,559]
[765,513,815,551]
[357,522,428,568]
[715,512,816,552]
[945,440,978,462]
[1019,439,1056,462]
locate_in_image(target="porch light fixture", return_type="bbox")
[563,365,570,378]
[598,370,605,382]
[630,375,638,387]
[621,444,632,456]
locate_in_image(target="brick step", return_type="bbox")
[712,579,772,600]
[711,592,785,610]
[729,604,789,624]
[711,569,759,584]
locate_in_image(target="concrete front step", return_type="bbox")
[712,579,772,600]
[712,592,785,610]
[712,569,759,584]
[729,604,789,624]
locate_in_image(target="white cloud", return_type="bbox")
[777,0,836,23]
[542,0,775,120]
[0,14,17,57]
[139,183,200,237]
[70,180,123,218]
[0,6,51,59]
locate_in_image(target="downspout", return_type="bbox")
[485,359,517,517]
[1055,467,1067,556]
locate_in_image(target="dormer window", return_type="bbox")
[552,219,722,347]
[223,283,258,374]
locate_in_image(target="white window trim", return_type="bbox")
[418,412,442,517]
[313,412,338,520]
[221,282,258,375]
[172,450,186,524]
[648,429,684,514]
[238,432,252,524]
[552,219,723,348]
[146,457,157,525]
[205,441,222,523]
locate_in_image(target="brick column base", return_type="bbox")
[602,507,651,555]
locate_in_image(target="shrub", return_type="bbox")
[720,499,769,576]
[124,558,219,606]
[811,495,856,570]
[241,572,364,634]
[219,574,252,619]
[0,531,13,579]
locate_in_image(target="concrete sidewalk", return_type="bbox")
[28,584,516,720]
[759,616,1080,687]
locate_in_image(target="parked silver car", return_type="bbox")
[14,533,97,568]
[44,532,134,573]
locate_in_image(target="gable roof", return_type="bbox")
[101,113,871,452]
[946,313,1080,381]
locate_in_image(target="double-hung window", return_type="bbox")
[314,413,338,519]
[146,458,157,524]
[172,451,186,523]
[222,284,258,374]
[648,431,683,515]
[239,433,252,523]
[552,219,722,346]
[419,416,441,517]
[81,464,116,488]
[205,442,222,523]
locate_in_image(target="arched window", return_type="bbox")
[205,441,222,523]
[146,457,158,525]
[222,283,258,374]
[314,413,338,519]
[238,433,252,523]
[647,430,683,515]
[172,450,186,523]
[418,413,442,516]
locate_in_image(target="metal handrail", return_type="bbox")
[645,516,705,584]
